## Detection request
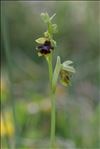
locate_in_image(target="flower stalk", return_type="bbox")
[35,12,75,149]
[45,54,56,148]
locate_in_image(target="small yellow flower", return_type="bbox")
[0,112,14,137]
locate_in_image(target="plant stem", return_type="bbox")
[50,93,56,148]
[46,54,56,148]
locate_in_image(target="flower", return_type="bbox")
[60,70,71,86]
[52,57,75,91]
[36,40,54,56]
[60,60,75,86]
[35,13,57,56]
[1,112,14,137]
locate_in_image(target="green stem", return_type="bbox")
[47,54,53,88]
[50,93,56,148]
[46,54,56,148]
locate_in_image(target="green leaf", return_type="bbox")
[52,56,61,92]
[35,37,46,44]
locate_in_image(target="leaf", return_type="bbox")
[35,37,46,44]
[52,56,61,92]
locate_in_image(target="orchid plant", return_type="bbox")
[35,12,75,149]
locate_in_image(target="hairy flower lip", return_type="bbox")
[37,40,54,55]
[60,69,71,86]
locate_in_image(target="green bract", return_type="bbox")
[51,39,56,47]
[51,24,58,33]
[50,13,56,21]
[52,56,61,92]
[41,12,58,36]
[41,12,50,23]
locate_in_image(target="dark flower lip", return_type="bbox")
[37,40,54,55]
[60,70,71,86]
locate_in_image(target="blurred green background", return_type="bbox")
[1,1,100,149]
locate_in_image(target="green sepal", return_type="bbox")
[61,60,76,73]
[41,12,56,23]
[37,52,42,57]
[52,56,61,92]
[48,23,58,35]
[35,37,46,44]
